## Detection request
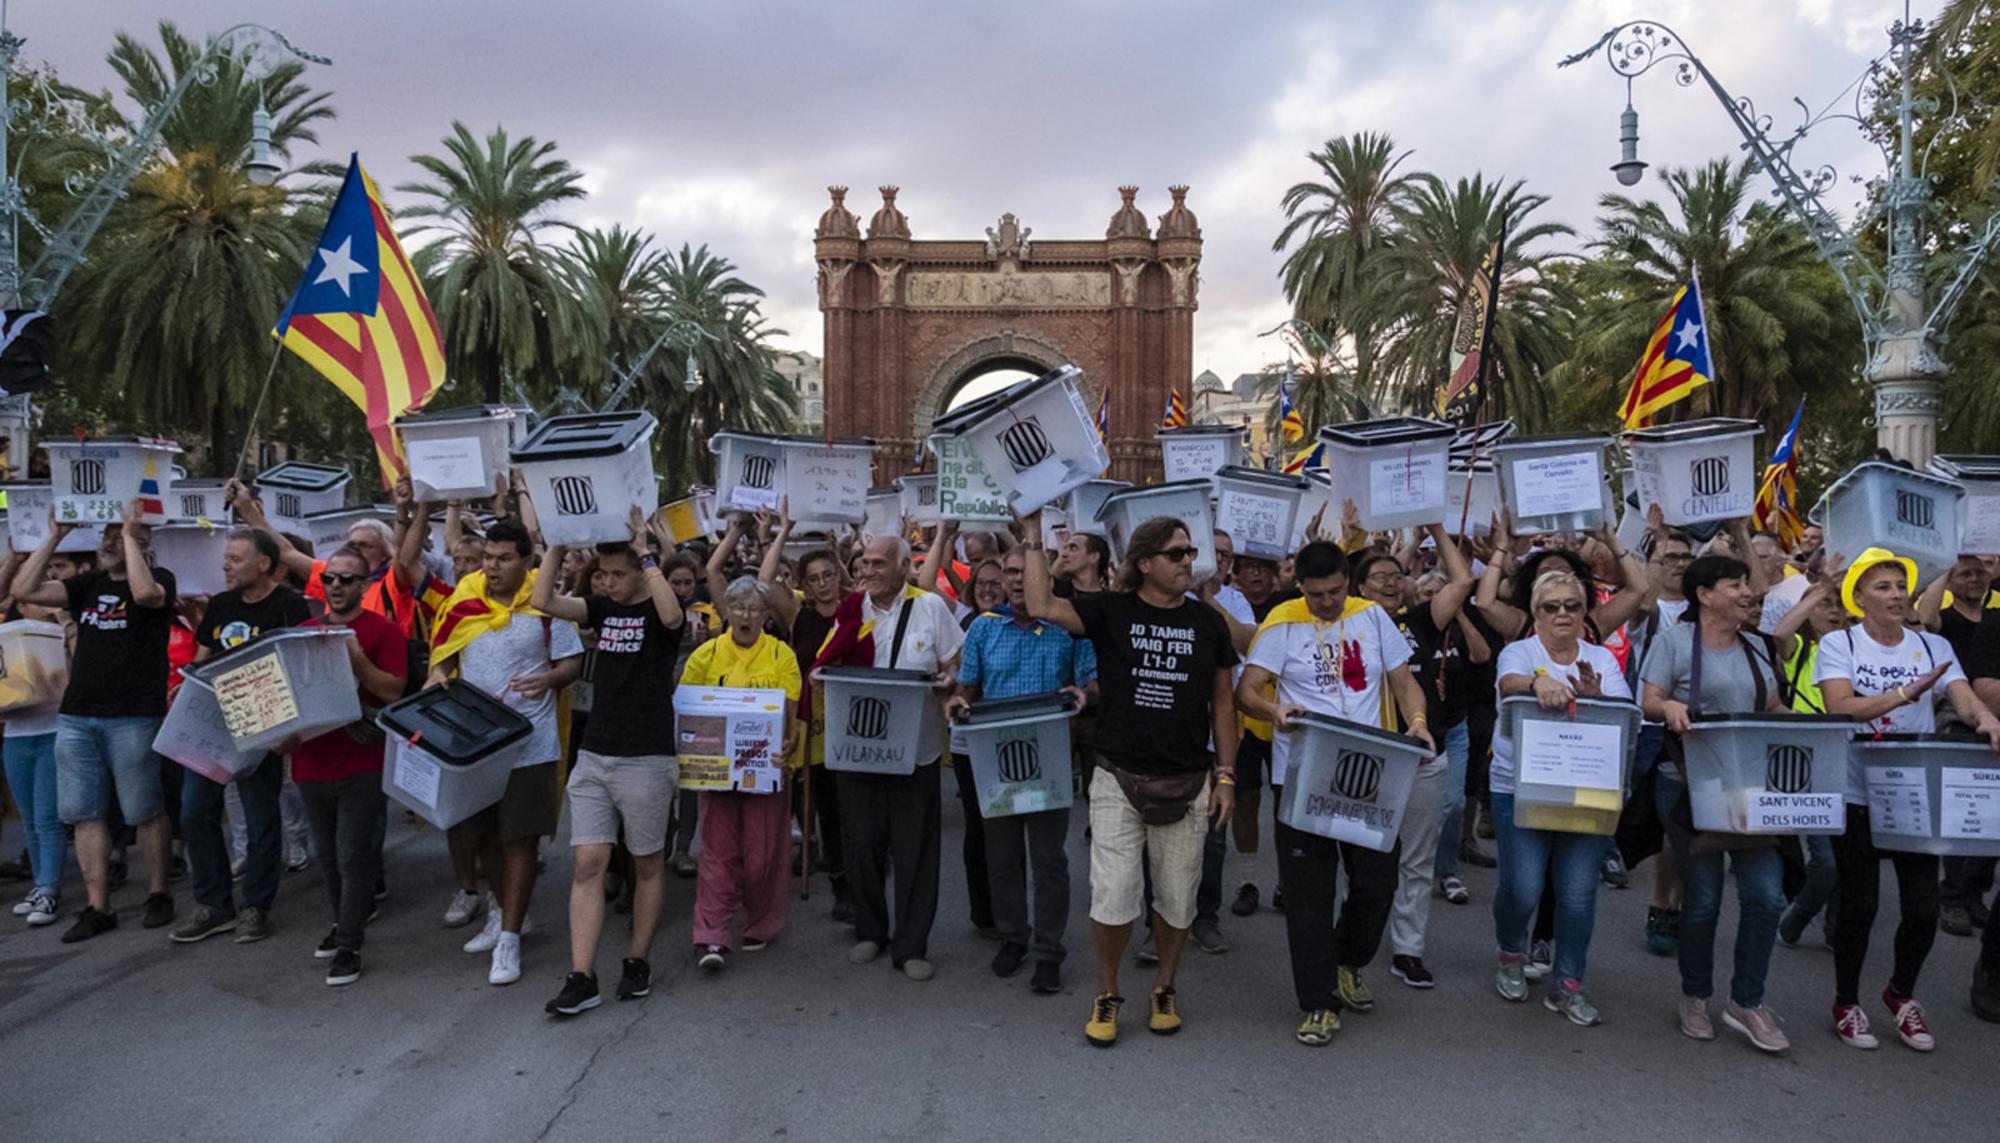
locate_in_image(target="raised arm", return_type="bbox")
[1021,540,1083,635]
[919,519,958,595]
[1772,581,1830,659]
[529,543,589,624]
[391,476,430,592]
[1589,521,1651,636]
[9,512,71,608]
[228,478,315,585]
[1916,571,1949,633]
[631,506,684,629]
[1426,523,1476,630]
[708,515,745,609]
[121,502,166,608]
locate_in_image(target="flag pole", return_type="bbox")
[233,339,288,480]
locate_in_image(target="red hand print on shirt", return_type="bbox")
[1342,638,1366,692]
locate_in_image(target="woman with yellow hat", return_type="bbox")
[1814,547,2000,1053]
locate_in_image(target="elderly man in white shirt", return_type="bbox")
[819,534,964,982]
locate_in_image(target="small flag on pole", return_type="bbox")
[1281,440,1324,475]
[1279,360,1304,444]
[1160,385,1189,430]
[1620,271,1714,430]
[275,155,447,481]
[1753,399,1806,549]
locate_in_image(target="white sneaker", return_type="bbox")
[488,933,521,985]
[443,889,483,928]
[25,892,58,926]
[12,893,35,916]
[463,900,504,954]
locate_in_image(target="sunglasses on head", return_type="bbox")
[319,571,365,587]
[1536,599,1585,615]
[1154,546,1199,563]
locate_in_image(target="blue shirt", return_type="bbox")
[958,613,1097,700]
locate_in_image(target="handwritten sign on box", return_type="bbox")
[212,654,301,742]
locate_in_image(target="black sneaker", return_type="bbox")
[991,941,1028,978]
[1391,954,1436,989]
[1271,886,1288,912]
[326,949,362,987]
[616,957,651,1001]
[61,905,118,943]
[546,971,601,1016]
[1601,850,1629,890]
[1941,904,1974,937]
[1231,883,1260,916]
[315,927,339,959]
[141,892,175,929]
[1030,960,1062,995]
[234,906,271,944]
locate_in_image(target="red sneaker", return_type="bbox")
[1833,1003,1879,1050]
[1881,988,1936,1052]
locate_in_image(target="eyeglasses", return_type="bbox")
[1654,553,1693,566]
[804,571,841,586]
[1155,547,1199,563]
[1212,550,1235,563]
[319,572,365,587]
[1535,599,1585,615]
[1364,571,1403,586]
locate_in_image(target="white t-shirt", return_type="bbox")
[863,589,964,675]
[1490,636,1632,795]
[457,614,585,769]
[1758,573,1812,635]
[1245,604,1410,785]
[1813,624,1965,805]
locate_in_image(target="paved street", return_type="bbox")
[0,779,1989,1143]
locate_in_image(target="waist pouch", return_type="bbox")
[1107,763,1206,826]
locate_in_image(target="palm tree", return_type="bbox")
[1546,159,1858,437]
[558,225,674,409]
[1370,173,1576,426]
[1272,132,1416,396]
[1927,1,2000,186]
[59,21,334,472]
[645,244,795,489]
[399,122,588,404]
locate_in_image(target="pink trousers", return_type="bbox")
[692,790,793,948]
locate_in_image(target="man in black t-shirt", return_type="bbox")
[531,510,686,1015]
[1026,515,1238,1047]
[12,504,179,942]
[172,529,311,946]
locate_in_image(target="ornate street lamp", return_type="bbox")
[1562,13,2000,464]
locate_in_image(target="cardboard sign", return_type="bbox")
[674,685,788,793]
[935,435,1011,523]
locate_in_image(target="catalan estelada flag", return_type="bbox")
[1753,398,1806,549]
[1278,360,1305,444]
[1620,272,1713,429]
[1160,385,1189,430]
[1281,439,1323,475]
[275,155,447,482]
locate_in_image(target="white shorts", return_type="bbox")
[1087,764,1212,930]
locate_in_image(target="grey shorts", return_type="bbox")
[567,750,678,855]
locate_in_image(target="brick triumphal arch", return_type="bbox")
[813,185,1201,483]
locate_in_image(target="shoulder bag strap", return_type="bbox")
[887,596,915,669]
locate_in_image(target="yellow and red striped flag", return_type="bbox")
[274,155,446,482]
[1619,272,1713,430]
[1160,385,1189,430]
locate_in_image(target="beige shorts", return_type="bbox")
[1087,764,1212,930]
[567,750,679,855]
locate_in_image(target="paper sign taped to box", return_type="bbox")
[212,655,300,741]
[406,435,487,492]
[674,685,789,793]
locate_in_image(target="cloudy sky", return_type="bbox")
[36,0,1924,384]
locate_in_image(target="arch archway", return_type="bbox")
[813,185,1203,482]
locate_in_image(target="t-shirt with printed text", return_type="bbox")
[1073,591,1238,776]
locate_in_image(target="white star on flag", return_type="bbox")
[1675,319,1703,352]
[313,236,367,295]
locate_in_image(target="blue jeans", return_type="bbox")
[1788,834,1838,928]
[1491,792,1611,988]
[55,715,167,825]
[1432,721,1471,881]
[1656,772,1784,1007]
[2,733,61,894]
[182,754,284,915]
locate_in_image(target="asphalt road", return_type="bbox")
[0,777,1990,1143]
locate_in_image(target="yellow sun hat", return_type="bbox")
[1840,547,1918,618]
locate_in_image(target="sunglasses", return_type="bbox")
[1155,546,1199,563]
[1535,599,1585,615]
[319,572,365,587]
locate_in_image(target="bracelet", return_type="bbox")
[640,555,659,571]
[1409,715,1429,726]
[1214,772,1237,786]
[1896,685,1911,704]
